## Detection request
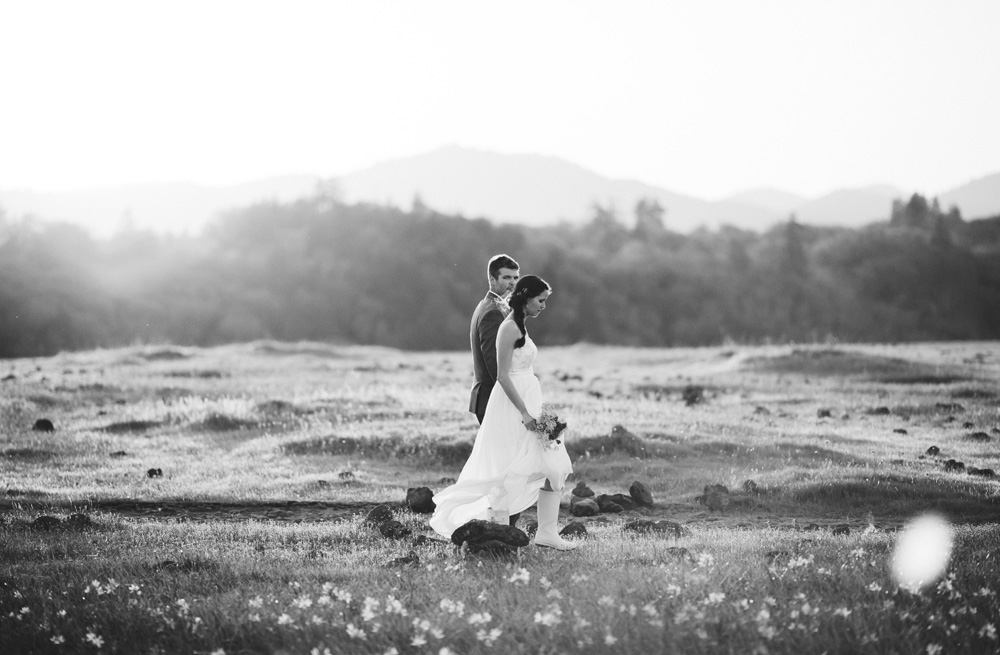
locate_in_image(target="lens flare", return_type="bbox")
[891,513,953,592]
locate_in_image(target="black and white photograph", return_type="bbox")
[2,1,1000,653]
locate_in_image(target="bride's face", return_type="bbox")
[524,290,550,318]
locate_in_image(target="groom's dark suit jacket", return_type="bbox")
[469,293,508,424]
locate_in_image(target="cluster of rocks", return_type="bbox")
[569,480,653,517]
[28,514,97,531]
[146,468,163,478]
[924,446,996,477]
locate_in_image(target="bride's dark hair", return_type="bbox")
[509,275,551,349]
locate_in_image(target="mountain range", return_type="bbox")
[3,146,999,237]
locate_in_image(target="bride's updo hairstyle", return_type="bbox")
[509,275,552,348]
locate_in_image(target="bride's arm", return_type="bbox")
[496,321,537,430]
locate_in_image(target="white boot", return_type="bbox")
[534,490,578,551]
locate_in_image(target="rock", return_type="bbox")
[623,519,688,538]
[571,498,600,517]
[146,468,163,478]
[365,504,394,526]
[338,470,355,480]
[451,519,529,549]
[467,540,520,558]
[817,408,832,418]
[384,551,419,568]
[609,493,637,511]
[32,418,55,432]
[405,487,436,514]
[936,402,964,413]
[832,524,851,536]
[925,445,940,456]
[682,385,704,406]
[572,481,595,498]
[703,493,729,512]
[963,422,975,429]
[754,406,771,416]
[629,481,654,507]
[600,501,624,513]
[110,451,127,458]
[742,479,759,494]
[316,480,330,488]
[378,520,412,540]
[968,468,996,478]
[559,521,588,538]
[63,513,95,529]
[30,516,62,531]
[944,459,965,472]
[893,428,908,435]
[967,432,991,442]
[868,407,891,416]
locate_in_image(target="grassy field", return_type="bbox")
[2,339,999,654]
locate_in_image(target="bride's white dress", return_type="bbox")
[430,334,573,538]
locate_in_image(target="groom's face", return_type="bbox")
[491,267,519,297]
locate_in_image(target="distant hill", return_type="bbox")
[940,173,1000,219]
[0,176,320,237]
[3,146,998,236]
[333,145,781,232]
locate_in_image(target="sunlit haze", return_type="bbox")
[2,0,999,203]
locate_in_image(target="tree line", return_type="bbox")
[1,193,999,358]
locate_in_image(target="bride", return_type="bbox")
[430,275,577,550]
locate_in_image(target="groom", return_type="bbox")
[469,254,519,425]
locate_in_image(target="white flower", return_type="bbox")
[597,595,615,608]
[980,623,998,641]
[604,633,618,645]
[707,592,726,605]
[277,614,293,625]
[50,635,65,644]
[508,568,530,584]
[84,632,104,647]
[210,649,226,655]
[411,634,427,647]
[926,645,943,655]
[248,596,263,608]
[834,607,852,618]
[468,612,492,626]
[346,623,366,640]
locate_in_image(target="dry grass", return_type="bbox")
[2,339,1000,654]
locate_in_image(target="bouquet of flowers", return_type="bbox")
[530,404,567,451]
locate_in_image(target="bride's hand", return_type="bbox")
[522,412,538,431]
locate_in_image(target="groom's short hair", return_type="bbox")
[488,254,519,279]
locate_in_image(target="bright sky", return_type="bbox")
[2,0,999,200]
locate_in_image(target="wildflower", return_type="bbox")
[128,584,141,595]
[383,648,399,655]
[697,553,715,568]
[571,574,590,583]
[346,623,366,640]
[248,596,263,608]
[385,595,407,616]
[440,598,465,616]
[643,602,658,617]
[468,612,492,626]
[980,623,998,640]
[440,649,457,655]
[362,597,381,621]
[311,649,333,655]
[597,595,615,608]
[411,634,428,647]
[867,582,882,592]
[665,584,682,596]
[210,650,226,655]
[58,610,67,617]
[695,627,709,640]
[84,632,104,647]
[508,568,530,584]
[833,607,852,618]
[311,616,325,625]
[477,628,502,646]
[249,613,261,622]
[19,607,30,616]
[334,589,353,604]
[926,645,943,655]
[317,595,332,606]
[51,635,65,644]
[277,614,294,625]
[430,627,445,639]
[604,632,618,646]
[547,589,563,600]
[176,599,191,614]
[707,592,726,605]
[534,604,563,627]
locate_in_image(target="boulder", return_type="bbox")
[944,459,965,472]
[571,498,600,517]
[405,487,436,513]
[146,468,163,478]
[451,520,529,549]
[967,432,991,442]
[682,385,704,406]
[817,408,832,418]
[925,445,940,456]
[365,504,394,526]
[64,514,95,530]
[742,479,759,494]
[629,481,654,507]
[893,428,908,435]
[32,418,55,432]
[571,481,595,498]
[968,467,996,478]
[30,516,61,531]
[623,519,688,538]
[559,521,588,538]
[378,520,412,540]
[608,493,636,511]
[832,524,851,536]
